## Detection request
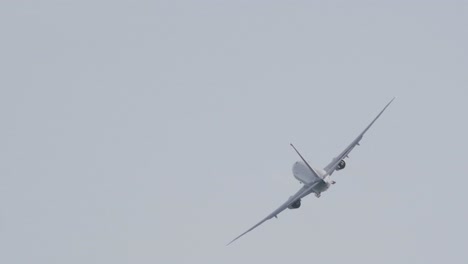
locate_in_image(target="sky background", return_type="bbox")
[1,1,467,263]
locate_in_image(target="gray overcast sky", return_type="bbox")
[1,1,467,263]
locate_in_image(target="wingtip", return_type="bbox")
[385,97,396,108]
[226,238,237,246]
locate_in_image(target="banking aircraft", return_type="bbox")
[227,98,395,245]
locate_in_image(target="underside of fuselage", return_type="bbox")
[312,180,329,193]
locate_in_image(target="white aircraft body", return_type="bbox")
[227,98,395,245]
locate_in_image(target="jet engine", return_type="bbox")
[288,199,301,209]
[336,160,346,170]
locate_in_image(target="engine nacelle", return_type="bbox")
[336,160,346,170]
[288,199,301,209]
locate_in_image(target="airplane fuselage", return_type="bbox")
[293,161,331,195]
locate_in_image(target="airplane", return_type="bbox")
[227,98,395,245]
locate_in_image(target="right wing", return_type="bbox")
[227,182,319,245]
[324,97,395,176]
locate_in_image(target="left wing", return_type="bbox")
[227,182,319,245]
[324,97,395,176]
